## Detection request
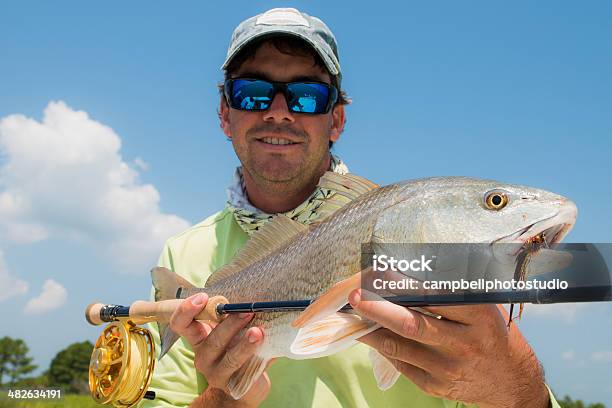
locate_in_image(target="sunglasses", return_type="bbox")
[224,78,338,114]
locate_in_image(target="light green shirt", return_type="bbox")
[138,208,560,408]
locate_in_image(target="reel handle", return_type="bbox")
[86,295,229,326]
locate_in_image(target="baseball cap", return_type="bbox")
[222,8,341,84]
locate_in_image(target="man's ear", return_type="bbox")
[329,104,346,143]
[219,96,232,138]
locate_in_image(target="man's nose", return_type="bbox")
[263,92,295,123]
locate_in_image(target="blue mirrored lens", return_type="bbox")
[231,80,273,111]
[286,83,330,113]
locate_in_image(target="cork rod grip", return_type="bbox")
[85,302,106,325]
[85,296,229,326]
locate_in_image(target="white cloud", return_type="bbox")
[591,351,612,363]
[0,250,28,301]
[524,302,590,323]
[24,279,67,314]
[133,157,149,171]
[0,101,190,272]
[561,349,575,361]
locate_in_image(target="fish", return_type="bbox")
[152,172,577,399]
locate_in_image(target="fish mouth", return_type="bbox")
[492,201,577,280]
[493,200,577,252]
[512,220,572,253]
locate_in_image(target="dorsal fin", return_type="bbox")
[312,172,379,221]
[318,172,378,200]
[205,215,308,287]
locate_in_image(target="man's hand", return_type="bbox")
[349,289,550,408]
[169,293,271,407]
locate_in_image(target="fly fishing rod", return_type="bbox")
[212,285,612,314]
[211,285,612,334]
[87,285,612,325]
[86,285,611,408]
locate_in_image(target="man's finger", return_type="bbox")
[181,320,214,347]
[214,326,264,382]
[359,328,453,377]
[197,313,254,366]
[169,293,209,335]
[349,289,465,346]
[422,304,501,325]
[392,359,445,398]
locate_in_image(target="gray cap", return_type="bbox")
[222,8,341,83]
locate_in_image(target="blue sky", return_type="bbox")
[1,1,611,405]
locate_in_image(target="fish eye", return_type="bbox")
[484,190,509,210]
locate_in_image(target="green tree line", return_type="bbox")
[0,337,36,386]
[0,336,608,407]
[0,336,92,394]
[559,396,607,408]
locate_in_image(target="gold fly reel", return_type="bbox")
[89,320,155,407]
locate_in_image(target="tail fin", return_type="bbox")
[159,327,181,360]
[150,267,196,359]
[151,266,196,301]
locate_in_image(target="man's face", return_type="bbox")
[220,41,345,189]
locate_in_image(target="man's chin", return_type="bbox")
[255,168,301,184]
[249,161,305,184]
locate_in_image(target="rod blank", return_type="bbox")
[214,286,612,314]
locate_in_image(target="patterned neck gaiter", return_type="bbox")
[226,155,349,235]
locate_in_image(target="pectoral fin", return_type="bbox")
[292,268,372,328]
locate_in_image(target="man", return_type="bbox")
[139,8,560,408]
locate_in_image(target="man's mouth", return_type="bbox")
[260,137,298,145]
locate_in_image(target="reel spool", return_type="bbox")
[89,320,155,407]
[85,294,229,406]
